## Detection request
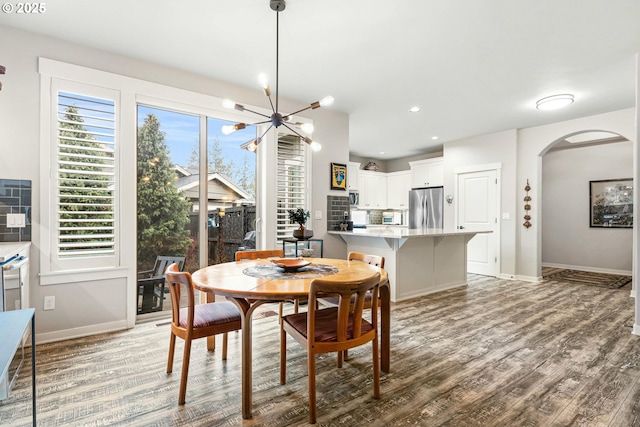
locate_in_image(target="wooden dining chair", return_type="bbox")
[320,251,385,309]
[235,249,303,319]
[319,252,385,361]
[280,273,381,424]
[165,263,242,405]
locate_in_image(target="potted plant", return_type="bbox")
[288,208,312,239]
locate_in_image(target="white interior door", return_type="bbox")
[458,170,498,276]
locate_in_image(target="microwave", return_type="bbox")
[382,211,403,225]
[349,191,359,207]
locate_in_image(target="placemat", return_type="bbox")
[243,263,338,279]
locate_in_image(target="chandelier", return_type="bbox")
[221,0,333,152]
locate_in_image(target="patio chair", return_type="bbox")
[138,256,185,314]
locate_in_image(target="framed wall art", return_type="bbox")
[330,162,347,190]
[589,178,633,228]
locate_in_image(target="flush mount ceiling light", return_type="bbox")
[409,106,421,113]
[536,94,574,111]
[222,0,333,152]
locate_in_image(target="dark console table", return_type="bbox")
[282,238,324,258]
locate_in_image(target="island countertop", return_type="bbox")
[328,227,491,239]
[329,227,492,302]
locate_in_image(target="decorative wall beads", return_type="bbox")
[523,179,532,228]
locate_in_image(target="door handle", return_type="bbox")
[458,225,465,229]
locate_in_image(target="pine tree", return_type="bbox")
[137,114,192,271]
[208,136,235,176]
[237,154,256,199]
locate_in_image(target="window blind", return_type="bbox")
[57,92,116,259]
[276,135,306,243]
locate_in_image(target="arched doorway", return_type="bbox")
[540,130,633,279]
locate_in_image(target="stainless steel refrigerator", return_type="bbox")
[409,186,443,228]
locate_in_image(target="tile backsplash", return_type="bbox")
[327,195,350,231]
[0,179,32,242]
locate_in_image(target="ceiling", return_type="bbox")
[2,0,639,159]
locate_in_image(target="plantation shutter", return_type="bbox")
[56,91,116,259]
[276,134,307,243]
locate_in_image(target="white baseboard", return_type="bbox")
[515,275,543,283]
[496,273,543,282]
[542,262,631,277]
[36,319,129,345]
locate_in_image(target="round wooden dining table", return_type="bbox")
[191,257,391,420]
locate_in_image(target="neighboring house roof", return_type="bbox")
[174,164,192,179]
[175,167,253,204]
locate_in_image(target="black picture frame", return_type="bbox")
[589,178,633,228]
[330,162,347,190]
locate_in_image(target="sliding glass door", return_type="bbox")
[136,105,256,316]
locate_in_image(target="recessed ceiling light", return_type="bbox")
[409,106,421,113]
[379,151,385,155]
[431,136,439,140]
[536,94,574,110]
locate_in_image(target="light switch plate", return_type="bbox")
[502,212,511,220]
[7,213,26,228]
[314,210,322,220]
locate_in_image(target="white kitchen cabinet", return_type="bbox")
[358,171,387,209]
[347,162,360,190]
[386,170,412,209]
[409,158,444,188]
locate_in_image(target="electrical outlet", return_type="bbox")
[44,296,55,310]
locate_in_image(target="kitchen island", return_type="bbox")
[328,228,491,302]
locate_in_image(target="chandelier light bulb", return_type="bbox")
[319,96,334,107]
[536,94,574,110]
[300,123,314,134]
[258,73,269,89]
[258,73,271,96]
[221,125,236,135]
[310,141,322,152]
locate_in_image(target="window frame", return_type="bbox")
[44,79,121,273]
[38,58,313,293]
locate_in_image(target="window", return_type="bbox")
[49,82,119,271]
[276,133,307,243]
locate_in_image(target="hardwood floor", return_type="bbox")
[2,273,640,426]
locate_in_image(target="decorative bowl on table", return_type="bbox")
[300,249,314,257]
[271,258,311,272]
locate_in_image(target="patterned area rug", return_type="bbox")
[543,268,632,289]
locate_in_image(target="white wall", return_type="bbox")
[542,142,633,274]
[440,111,636,281]
[0,24,349,341]
[443,130,518,277]
[517,109,636,280]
